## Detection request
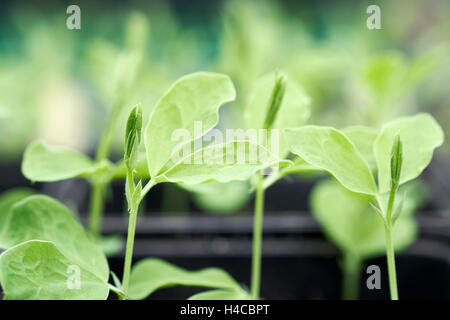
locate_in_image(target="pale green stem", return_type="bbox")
[88,98,124,237]
[121,203,138,298]
[384,186,399,300]
[251,171,265,299]
[87,182,106,237]
[121,178,155,299]
[384,224,399,300]
[341,253,362,300]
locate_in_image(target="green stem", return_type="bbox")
[88,97,124,236]
[251,171,265,300]
[87,182,106,237]
[384,225,399,300]
[121,179,155,299]
[341,253,361,300]
[384,185,399,300]
[121,204,138,298]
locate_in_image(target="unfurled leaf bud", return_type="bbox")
[124,105,143,170]
[263,71,287,130]
[390,134,403,190]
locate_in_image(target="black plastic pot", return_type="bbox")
[101,211,450,300]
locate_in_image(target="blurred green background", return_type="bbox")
[0,0,449,209]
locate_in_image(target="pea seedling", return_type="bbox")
[284,113,444,299]
[240,71,311,299]
[310,177,425,299]
[0,72,281,300]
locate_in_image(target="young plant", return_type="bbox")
[119,72,287,299]
[284,113,444,300]
[240,71,311,299]
[0,72,283,300]
[310,178,425,299]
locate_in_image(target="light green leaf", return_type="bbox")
[159,141,283,185]
[374,113,444,193]
[22,141,108,182]
[0,240,109,300]
[188,289,251,300]
[244,72,310,157]
[128,258,240,300]
[0,195,109,282]
[284,126,377,195]
[0,189,35,240]
[124,106,143,170]
[144,72,236,177]
[311,179,418,259]
[343,126,378,171]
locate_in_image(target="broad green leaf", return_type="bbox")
[284,126,377,195]
[311,179,418,259]
[0,240,109,300]
[128,258,241,300]
[159,141,284,185]
[0,189,35,240]
[188,289,251,300]
[22,141,108,182]
[343,126,378,171]
[0,195,109,282]
[374,113,444,193]
[182,181,251,214]
[244,72,310,157]
[144,72,236,177]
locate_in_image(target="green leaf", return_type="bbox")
[188,289,251,300]
[144,72,236,177]
[374,113,444,193]
[0,189,35,240]
[244,71,310,157]
[390,134,403,190]
[0,195,109,283]
[311,179,418,259]
[128,258,241,300]
[124,106,143,170]
[158,141,283,185]
[262,71,287,130]
[0,240,109,300]
[342,126,378,171]
[284,126,377,195]
[22,141,108,182]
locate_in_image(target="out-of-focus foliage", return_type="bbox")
[0,0,449,211]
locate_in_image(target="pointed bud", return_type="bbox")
[390,134,403,190]
[124,105,143,170]
[263,71,287,130]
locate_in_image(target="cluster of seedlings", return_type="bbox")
[0,71,443,300]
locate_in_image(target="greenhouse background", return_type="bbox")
[0,0,449,300]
